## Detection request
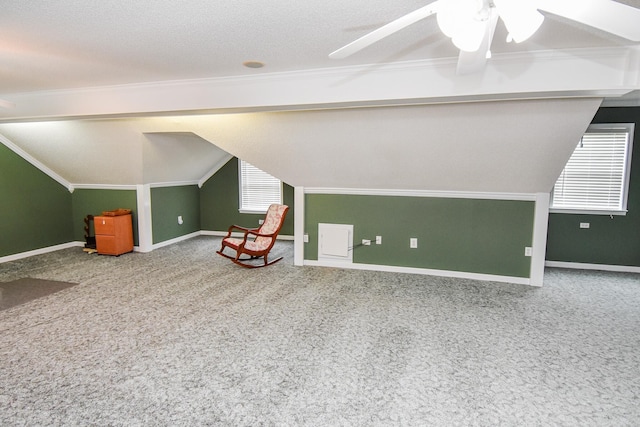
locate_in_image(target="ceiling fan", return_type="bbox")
[330,0,640,74]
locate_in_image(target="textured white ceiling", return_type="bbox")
[1,0,639,96]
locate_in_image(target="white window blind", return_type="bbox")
[551,124,634,214]
[239,159,282,213]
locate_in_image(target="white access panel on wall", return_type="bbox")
[318,223,353,263]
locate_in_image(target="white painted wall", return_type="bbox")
[0,98,601,194]
[187,98,602,193]
[0,120,231,186]
[142,132,230,184]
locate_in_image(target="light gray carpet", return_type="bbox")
[0,236,638,426]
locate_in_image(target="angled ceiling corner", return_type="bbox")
[0,131,73,192]
[142,131,232,185]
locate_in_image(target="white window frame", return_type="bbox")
[238,159,282,214]
[550,123,634,216]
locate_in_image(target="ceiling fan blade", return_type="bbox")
[537,0,640,42]
[456,8,499,75]
[329,1,441,59]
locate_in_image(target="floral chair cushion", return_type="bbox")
[223,204,288,252]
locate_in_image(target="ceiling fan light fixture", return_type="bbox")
[438,0,488,52]
[328,0,640,76]
[452,20,486,52]
[435,0,460,38]
[494,0,544,43]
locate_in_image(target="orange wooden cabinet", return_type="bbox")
[94,214,134,256]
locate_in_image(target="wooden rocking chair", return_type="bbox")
[216,204,289,268]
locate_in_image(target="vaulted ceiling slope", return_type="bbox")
[0,98,601,193]
[190,99,604,194]
[0,122,231,187]
[0,2,638,192]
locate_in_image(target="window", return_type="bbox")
[238,159,282,213]
[551,123,634,215]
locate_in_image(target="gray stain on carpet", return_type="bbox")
[0,278,78,311]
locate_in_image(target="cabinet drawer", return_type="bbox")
[94,214,133,256]
[96,235,117,255]
[94,216,115,235]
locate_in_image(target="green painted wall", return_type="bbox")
[0,143,73,257]
[200,158,294,235]
[71,189,138,246]
[546,107,640,266]
[151,185,200,244]
[305,194,535,278]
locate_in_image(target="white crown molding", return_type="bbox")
[72,181,204,190]
[0,132,73,192]
[71,184,138,191]
[198,153,234,188]
[304,187,538,201]
[601,90,640,107]
[1,46,634,97]
[602,97,640,107]
[149,181,200,188]
[1,47,637,122]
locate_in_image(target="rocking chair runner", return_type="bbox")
[216,204,289,268]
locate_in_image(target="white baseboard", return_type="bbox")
[151,231,202,251]
[304,260,534,286]
[0,241,84,263]
[0,231,295,264]
[545,261,640,274]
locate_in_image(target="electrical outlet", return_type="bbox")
[259,219,265,225]
[303,233,309,243]
[580,222,590,229]
[410,238,418,248]
[525,247,532,257]
[362,239,371,246]
[376,236,382,245]
[177,215,183,225]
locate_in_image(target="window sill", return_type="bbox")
[239,209,268,215]
[549,208,628,216]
